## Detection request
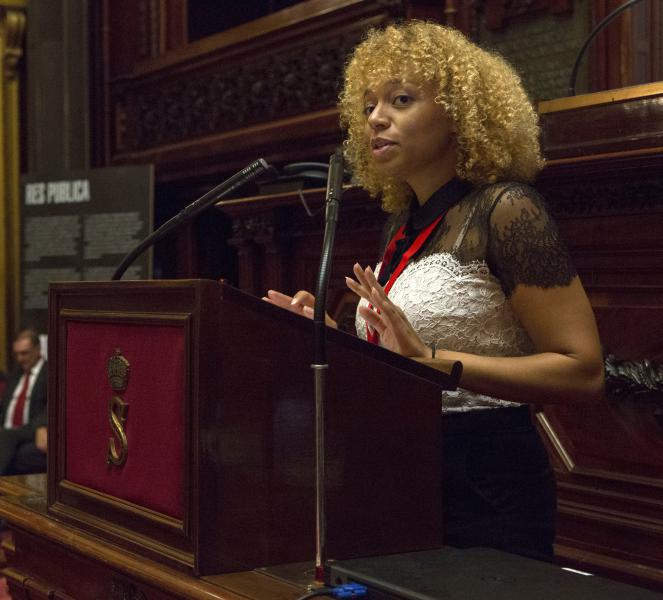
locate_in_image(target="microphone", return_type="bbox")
[311,148,344,582]
[313,149,344,359]
[325,151,344,210]
[112,159,276,281]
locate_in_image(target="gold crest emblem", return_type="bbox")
[107,349,130,467]
[107,348,129,391]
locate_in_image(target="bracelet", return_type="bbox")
[430,341,436,359]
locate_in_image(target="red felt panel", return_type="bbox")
[65,320,186,519]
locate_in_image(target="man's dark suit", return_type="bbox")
[0,361,48,475]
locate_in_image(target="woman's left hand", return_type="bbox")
[263,289,338,328]
[346,263,431,358]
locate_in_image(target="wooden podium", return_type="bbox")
[46,279,461,576]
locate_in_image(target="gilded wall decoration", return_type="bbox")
[0,1,26,371]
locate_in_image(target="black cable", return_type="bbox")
[568,0,646,96]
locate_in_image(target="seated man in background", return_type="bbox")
[0,330,47,475]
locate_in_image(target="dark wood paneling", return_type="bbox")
[591,0,631,92]
[536,89,663,592]
[539,85,663,161]
[106,0,143,78]
[219,186,385,321]
[484,0,573,31]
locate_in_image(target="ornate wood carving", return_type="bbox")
[113,33,358,155]
[538,85,663,221]
[110,579,147,600]
[539,164,663,218]
[1,3,25,79]
[230,213,276,244]
[220,187,385,299]
[95,0,414,178]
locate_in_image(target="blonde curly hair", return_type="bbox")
[339,21,544,213]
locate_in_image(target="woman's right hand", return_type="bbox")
[263,289,338,328]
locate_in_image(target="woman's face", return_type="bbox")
[363,78,456,201]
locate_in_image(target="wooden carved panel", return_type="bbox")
[109,579,148,600]
[113,33,357,155]
[97,0,413,180]
[535,97,663,588]
[219,186,385,326]
[539,86,663,161]
[537,288,663,590]
[95,0,459,181]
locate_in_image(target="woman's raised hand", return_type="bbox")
[345,263,430,358]
[263,289,338,328]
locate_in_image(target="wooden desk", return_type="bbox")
[0,474,319,600]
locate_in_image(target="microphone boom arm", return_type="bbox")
[112,158,272,281]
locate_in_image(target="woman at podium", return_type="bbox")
[266,21,604,562]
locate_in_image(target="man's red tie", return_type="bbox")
[12,372,30,428]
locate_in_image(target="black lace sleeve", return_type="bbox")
[486,184,577,298]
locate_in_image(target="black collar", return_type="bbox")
[377,178,473,287]
[408,177,473,232]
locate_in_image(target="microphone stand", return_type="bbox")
[111,158,274,281]
[311,149,344,583]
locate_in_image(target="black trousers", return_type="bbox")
[0,428,46,476]
[441,406,556,562]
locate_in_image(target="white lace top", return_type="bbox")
[356,254,534,411]
[354,181,576,412]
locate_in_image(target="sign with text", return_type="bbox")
[21,166,153,331]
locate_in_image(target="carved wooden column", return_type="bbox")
[591,0,663,91]
[260,237,289,297]
[0,0,26,370]
[25,0,90,173]
[227,212,278,296]
[218,187,385,329]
